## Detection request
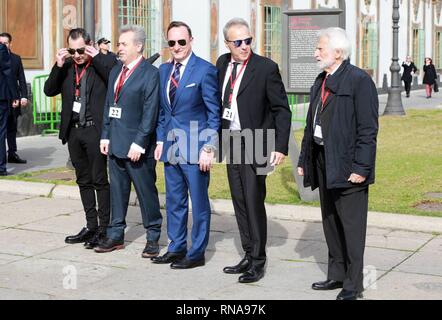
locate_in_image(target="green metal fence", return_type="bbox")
[32,74,61,135]
[288,93,309,128]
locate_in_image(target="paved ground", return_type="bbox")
[0,89,441,300]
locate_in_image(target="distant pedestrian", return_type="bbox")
[423,57,438,99]
[401,56,417,98]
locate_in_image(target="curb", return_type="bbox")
[1,180,441,234]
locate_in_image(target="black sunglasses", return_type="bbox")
[168,39,187,47]
[226,37,253,48]
[68,47,86,55]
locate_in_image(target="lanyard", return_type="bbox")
[227,55,251,104]
[114,57,144,103]
[74,61,91,98]
[321,76,331,110]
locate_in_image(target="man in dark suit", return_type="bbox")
[217,18,291,283]
[0,33,28,164]
[151,21,221,269]
[95,25,163,258]
[44,28,115,249]
[0,42,19,176]
[298,28,379,300]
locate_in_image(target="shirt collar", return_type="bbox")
[126,55,143,70]
[328,62,342,76]
[174,52,193,68]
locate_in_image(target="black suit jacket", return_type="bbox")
[0,43,18,101]
[216,53,292,164]
[44,54,116,144]
[9,52,28,115]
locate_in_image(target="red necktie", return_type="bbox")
[115,66,129,102]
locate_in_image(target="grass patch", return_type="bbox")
[1,109,441,217]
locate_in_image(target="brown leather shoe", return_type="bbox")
[94,238,125,253]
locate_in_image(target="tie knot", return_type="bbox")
[122,66,129,74]
[175,62,182,70]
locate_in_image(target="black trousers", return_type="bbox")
[314,144,368,293]
[67,125,110,231]
[227,134,268,268]
[403,80,411,96]
[7,107,20,155]
[0,101,9,173]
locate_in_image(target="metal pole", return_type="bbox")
[383,0,405,115]
[83,0,96,42]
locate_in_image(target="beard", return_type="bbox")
[317,57,336,71]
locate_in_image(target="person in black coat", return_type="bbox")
[0,33,29,164]
[423,57,438,98]
[401,56,417,98]
[0,42,19,176]
[44,28,117,249]
[298,28,379,300]
[217,18,292,284]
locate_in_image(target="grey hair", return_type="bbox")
[318,27,352,60]
[223,18,250,40]
[120,25,146,52]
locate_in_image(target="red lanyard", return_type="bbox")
[321,76,330,110]
[228,55,251,104]
[114,57,144,103]
[75,61,91,97]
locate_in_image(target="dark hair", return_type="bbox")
[0,32,12,42]
[67,28,91,44]
[167,21,193,38]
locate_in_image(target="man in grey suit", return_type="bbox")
[95,25,163,257]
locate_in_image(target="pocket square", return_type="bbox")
[186,83,197,88]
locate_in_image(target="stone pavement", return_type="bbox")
[0,184,441,300]
[0,89,441,300]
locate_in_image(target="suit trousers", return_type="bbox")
[7,107,20,155]
[314,144,368,293]
[68,125,110,231]
[227,134,268,268]
[403,81,411,96]
[164,163,211,261]
[0,101,9,173]
[107,155,162,242]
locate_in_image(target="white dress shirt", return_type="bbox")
[222,59,248,131]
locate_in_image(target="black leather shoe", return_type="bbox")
[8,153,27,164]
[65,228,96,244]
[94,238,125,253]
[142,241,160,258]
[84,230,106,250]
[336,289,363,301]
[238,265,265,284]
[151,252,186,264]
[312,280,344,291]
[223,256,252,274]
[170,257,205,269]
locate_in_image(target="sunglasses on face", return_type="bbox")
[68,48,86,55]
[226,37,253,48]
[168,39,187,47]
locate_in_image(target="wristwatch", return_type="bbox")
[203,145,216,153]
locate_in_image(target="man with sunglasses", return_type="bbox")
[44,28,116,249]
[152,21,221,269]
[217,18,291,283]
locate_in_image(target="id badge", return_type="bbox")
[222,108,235,121]
[73,101,82,114]
[109,106,122,119]
[314,125,323,139]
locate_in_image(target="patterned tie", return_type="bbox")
[169,62,182,105]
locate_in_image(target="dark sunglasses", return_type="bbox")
[226,37,253,48]
[68,47,86,55]
[168,39,187,47]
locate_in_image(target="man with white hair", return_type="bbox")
[298,28,379,300]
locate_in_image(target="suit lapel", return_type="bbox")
[218,54,230,90]
[163,62,174,110]
[237,54,256,97]
[117,59,146,99]
[173,53,196,109]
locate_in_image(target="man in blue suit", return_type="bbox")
[151,21,221,269]
[95,25,163,257]
[0,43,19,176]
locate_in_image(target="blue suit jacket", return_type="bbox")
[102,58,160,159]
[157,53,221,164]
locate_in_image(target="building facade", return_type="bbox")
[0,0,440,87]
